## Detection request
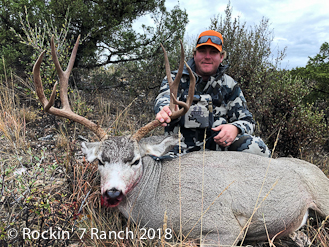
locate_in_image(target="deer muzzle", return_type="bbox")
[101,188,124,207]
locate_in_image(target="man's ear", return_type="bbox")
[138,135,180,157]
[81,142,102,162]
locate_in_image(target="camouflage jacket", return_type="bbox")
[154,58,255,150]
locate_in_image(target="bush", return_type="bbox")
[246,69,327,157]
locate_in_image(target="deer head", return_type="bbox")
[81,135,179,207]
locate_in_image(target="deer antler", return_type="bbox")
[132,40,196,142]
[33,35,108,140]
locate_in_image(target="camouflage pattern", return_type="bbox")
[154,58,271,157]
[184,94,211,128]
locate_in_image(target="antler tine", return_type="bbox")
[170,40,184,108]
[132,41,195,142]
[182,60,195,110]
[33,36,108,141]
[160,40,184,115]
[51,35,79,111]
[33,51,49,108]
[160,39,195,119]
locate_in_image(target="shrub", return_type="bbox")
[246,69,327,157]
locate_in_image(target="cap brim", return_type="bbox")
[196,42,222,52]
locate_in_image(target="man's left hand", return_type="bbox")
[212,124,239,147]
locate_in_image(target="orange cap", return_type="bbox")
[196,30,223,52]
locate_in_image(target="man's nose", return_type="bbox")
[204,51,211,58]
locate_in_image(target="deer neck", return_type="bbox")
[118,156,163,211]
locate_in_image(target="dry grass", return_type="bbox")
[0,84,26,151]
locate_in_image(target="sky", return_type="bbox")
[134,0,329,70]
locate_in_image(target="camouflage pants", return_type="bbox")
[165,134,271,158]
[224,134,271,157]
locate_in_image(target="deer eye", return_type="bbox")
[98,160,105,166]
[131,159,140,166]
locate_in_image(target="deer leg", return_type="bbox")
[199,219,243,247]
[200,233,242,247]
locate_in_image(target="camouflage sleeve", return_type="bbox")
[154,76,171,114]
[226,82,255,135]
[228,84,255,135]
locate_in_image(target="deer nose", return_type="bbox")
[106,188,122,199]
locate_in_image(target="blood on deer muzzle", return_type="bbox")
[102,188,124,207]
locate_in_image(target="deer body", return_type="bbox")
[82,136,329,246]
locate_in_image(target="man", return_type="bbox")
[154,30,270,157]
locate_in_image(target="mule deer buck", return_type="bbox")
[33,36,329,246]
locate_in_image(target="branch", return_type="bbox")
[80,55,152,69]
[80,37,158,69]
[310,86,329,95]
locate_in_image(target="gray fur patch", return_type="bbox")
[101,136,135,163]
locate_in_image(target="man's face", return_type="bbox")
[194,46,224,80]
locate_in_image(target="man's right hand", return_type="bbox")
[156,105,174,127]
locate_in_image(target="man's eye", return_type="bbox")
[131,159,140,166]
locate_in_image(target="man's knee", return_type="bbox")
[228,135,271,157]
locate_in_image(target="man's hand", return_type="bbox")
[156,105,176,127]
[212,124,239,147]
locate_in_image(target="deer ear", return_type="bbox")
[139,135,180,157]
[81,142,102,162]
